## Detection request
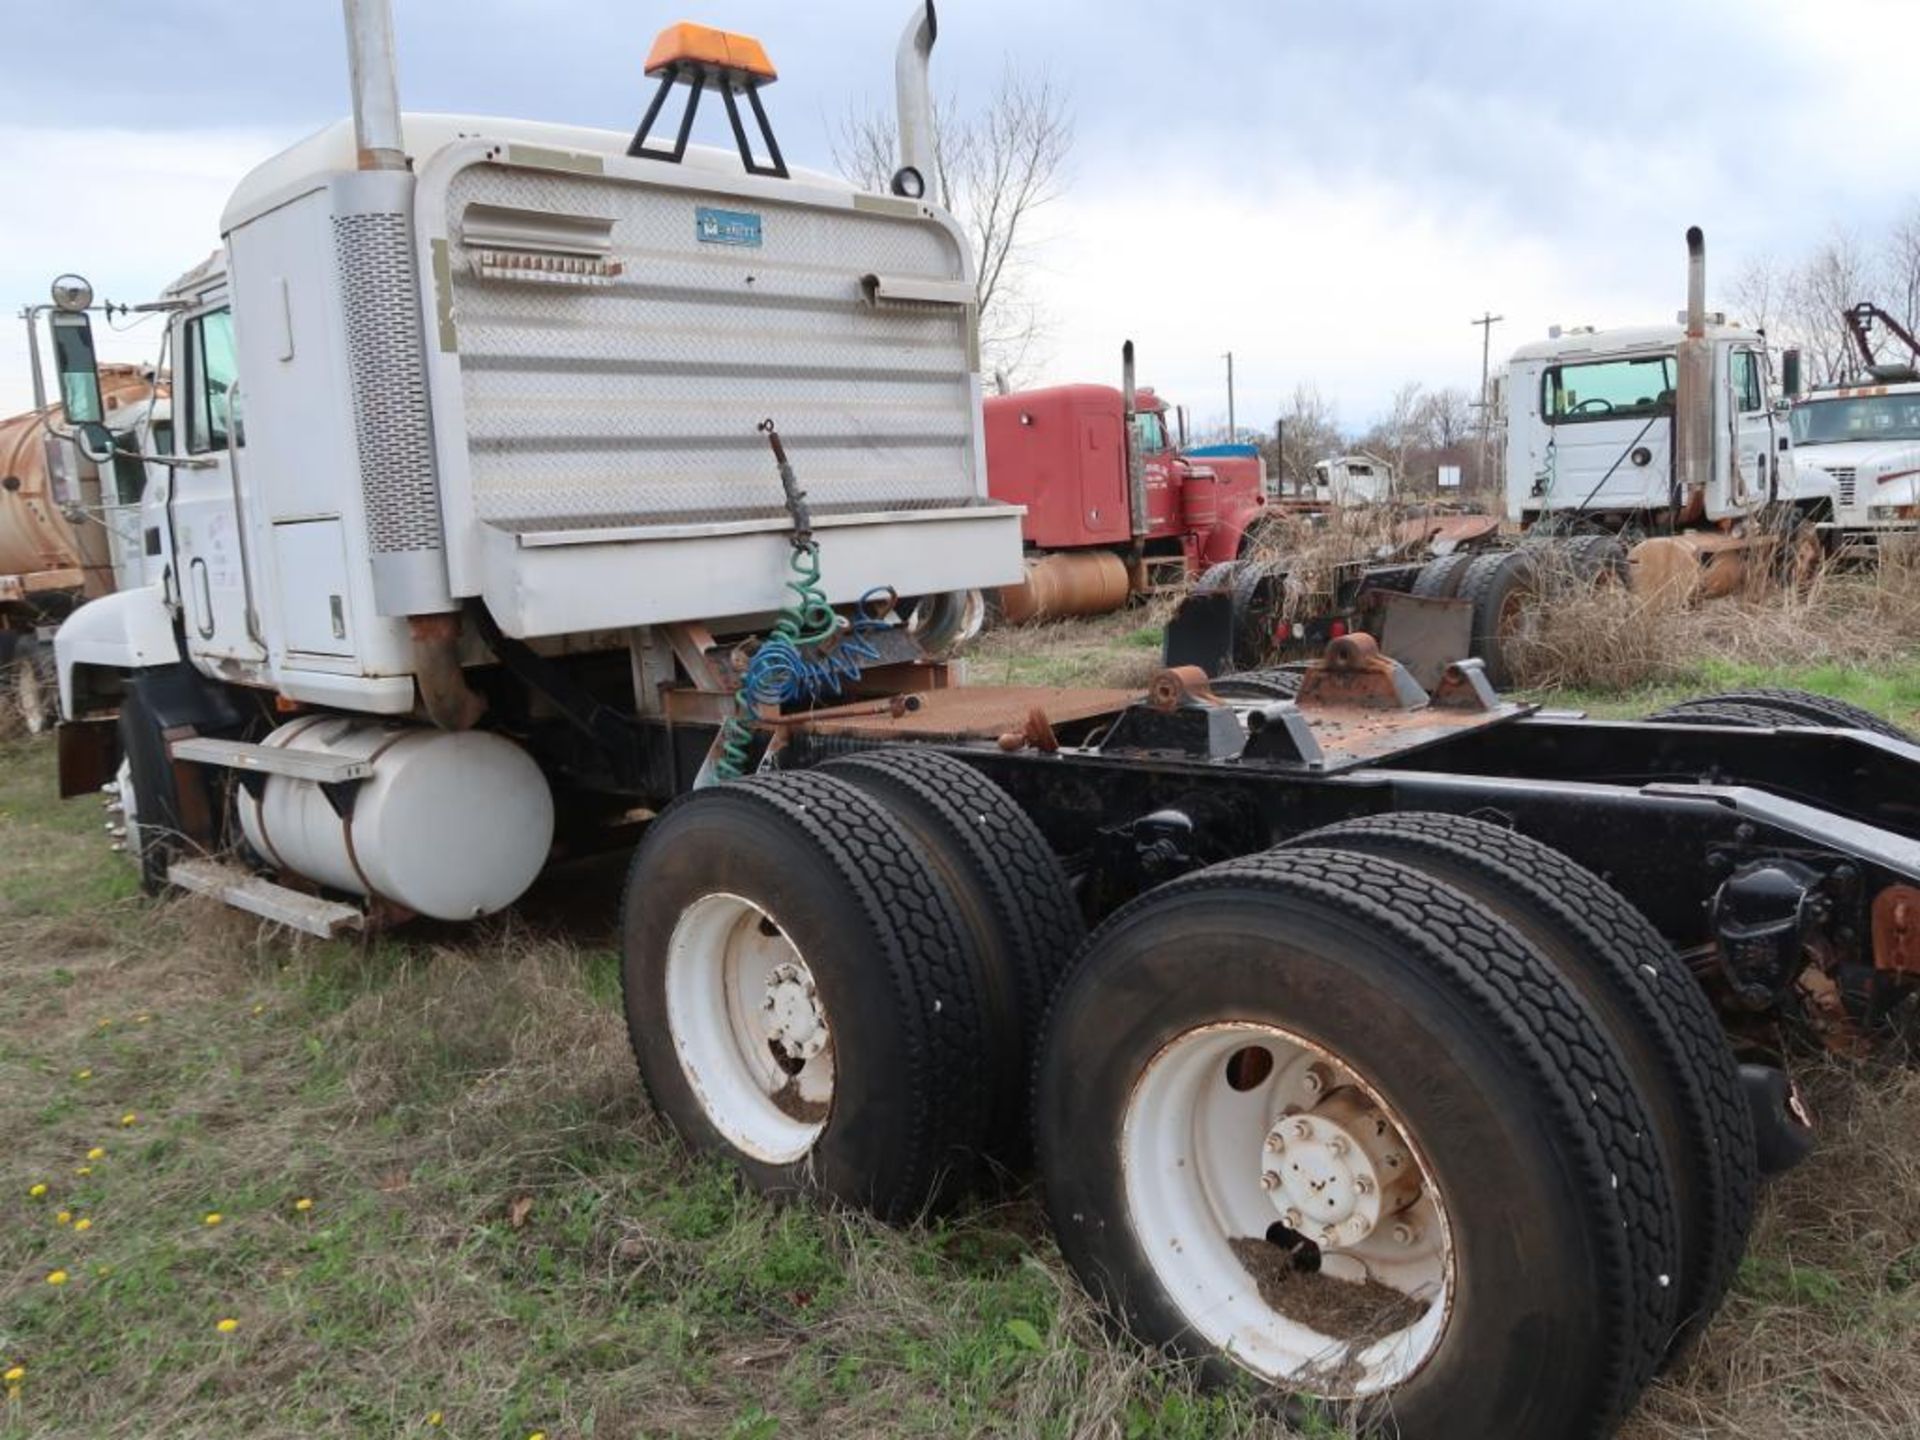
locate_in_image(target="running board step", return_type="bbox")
[166,859,364,938]
[170,736,371,785]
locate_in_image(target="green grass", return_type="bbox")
[1525,656,1920,724]
[4,648,1920,1439]
[0,734,1257,1440]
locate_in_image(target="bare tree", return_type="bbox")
[1356,381,1427,486]
[834,66,1073,381]
[1727,253,1785,338]
[1414,387,1474,450]
[1781,230,1873,384]
[1271,383,1343,496]
[1883,202,1920,340]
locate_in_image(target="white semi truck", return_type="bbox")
[43,6,1920,1436]
[1786,303,1920,546]
[1504,228,1814,584]
[1385,230,1828,686]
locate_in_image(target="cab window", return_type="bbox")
[1132,411,1170,454]
[183,309,237,454]
[1730,350,1764,413]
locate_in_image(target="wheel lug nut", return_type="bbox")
[1326,1135,1349,1158]
[1290,1118,1313,1141]
[1284,1208,1303,1228]
[1264,1132,1286,1153]
[1353,1175,1374,1196]
[1392,1222,1417,1246]
[1260,1172,1280,1192]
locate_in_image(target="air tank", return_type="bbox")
[236,715,555,921]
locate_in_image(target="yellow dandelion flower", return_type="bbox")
[215,1317,239,1334]
[74,1166,91,1177]
[45,1270,68,1287]
[74,1218,92,1233]
[75,1069,92,1080]
[427,1413,443,1427]
[119,1113,137,1127]
[294,1198,313,1212]
[86,1147,105,1161]
[528,1432,546,1440]
[204,1212,223,1227]
[2,1367,22,1383]
[55,1211,71,1226]
[27,1183,46,1199]
[251,1004,265,1016]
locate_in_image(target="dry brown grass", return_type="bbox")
[1626,1062,1920,1440]
[1244,505,1416,625]
[1506,538,1920,693]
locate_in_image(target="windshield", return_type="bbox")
[1791,394,1920,447]
[1542,355,1676,424]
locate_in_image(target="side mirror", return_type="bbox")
[1781,347,1802,400]
[48,309,105,427]
[72,421,116,466]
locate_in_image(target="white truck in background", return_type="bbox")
[1785,303,1920,546]
[1310,452,1396,507]
[1498,227,1823,598]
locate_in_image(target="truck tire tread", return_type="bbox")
[620,771,992,1216]
[1042,845,1679,1434]
[1288,812,1755,1355]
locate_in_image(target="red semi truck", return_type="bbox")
[984,348,1269,621]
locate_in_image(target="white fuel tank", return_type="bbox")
[236,716,553,921]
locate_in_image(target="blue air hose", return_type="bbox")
[712,421,892,781]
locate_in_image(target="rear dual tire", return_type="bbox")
[1286,812,1755,1357]
[1037,847,1682,1439]
[621,754,1080,1216]
[621,772,994,1217]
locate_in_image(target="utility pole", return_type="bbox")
[1222,351,1236,442]
[1471,312,1503,492]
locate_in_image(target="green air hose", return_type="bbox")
[710,419,891,783]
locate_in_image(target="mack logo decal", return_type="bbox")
[696,207,763,248]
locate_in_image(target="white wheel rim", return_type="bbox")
[1123,1022,1454,1397]
[664,892,834,1164]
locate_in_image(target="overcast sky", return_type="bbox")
[2,0,1914,430]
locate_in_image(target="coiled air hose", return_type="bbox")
[712,421,893,782]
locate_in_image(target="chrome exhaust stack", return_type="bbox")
[893,3,938,198]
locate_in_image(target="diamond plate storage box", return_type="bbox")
[410,125,1024,637]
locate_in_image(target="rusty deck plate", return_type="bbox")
[799,685,1137,741]
[1296,701,1530,769]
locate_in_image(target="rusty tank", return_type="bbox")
[0,365,157,602]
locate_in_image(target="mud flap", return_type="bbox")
[1161,563,1288,674]
[1375,591,1475,691]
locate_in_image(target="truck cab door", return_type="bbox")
[169,303,265,664]
[1729,346,1775,509]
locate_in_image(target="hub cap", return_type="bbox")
[1123,1022,1453,1396]
[663,893,834,1164]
